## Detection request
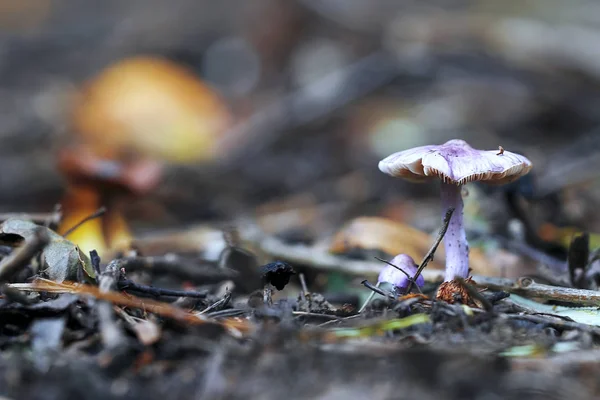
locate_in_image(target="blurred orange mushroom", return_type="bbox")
[58,56,232,258]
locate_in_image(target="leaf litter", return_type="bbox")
[0,212,599,399]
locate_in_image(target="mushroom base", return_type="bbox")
[440,182,469,281]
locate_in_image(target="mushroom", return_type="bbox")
[378,139,532,282]
[359,253,424,313]
[58,56,232,257]
[378,254,424,293]
[72,56,231,163]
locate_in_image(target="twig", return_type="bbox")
[358,282,381,313]
[0,284,36,305]
[455,277,493,312]
[405,207,454,294]
[263,285,273,306]
[197,290,232,315]
[505,313,600,337]
[89,250,102,277]
[258,235,445,280]
[7,278,251,332]
[0,227,49,283]
[119,255,237,284]
[62,207,106,238]
[318,314,362,328]
[299,273,309,302]
[117,279,208,299]
[0,211,61,228]
[292,311,340,320]
[45,204,63,229]
[512,277,600,306]
[207,309,247,318]
[374,256,410,279]
[258,233,519,289]
[97,260,125,349]
[374,256,423,294]
[361,280,395,300]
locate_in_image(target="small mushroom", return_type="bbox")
[378,139,532,281]
[378,254,424,293]
[359,253,424,313]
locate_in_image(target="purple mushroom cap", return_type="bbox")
[378,139,532,185]
[378,139,532,282]
[378,254,424,290]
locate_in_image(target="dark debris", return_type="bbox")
[260,261,296,291]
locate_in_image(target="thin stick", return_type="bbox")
[45,204,63,229]
[299,273,309,302]
[506,313,600,337]
[361,280,395,300]
[318,314,362,328]
[120,255,237,284]
[358,282,380,313]
[62,207,107,238]
[0,227,49,283]
[197,290,232,315]
[0,284,35,305]
[97,260,125,349]
[455,277,493,312]
[0,211,61,227]
[374,256,410,279]
[263,285,273,306]
[513,277,600,306]
[374,256,423,294]
[17,278,250,331]
[117,279,208,299]
[404,207,454,294]
[292,311,340,320]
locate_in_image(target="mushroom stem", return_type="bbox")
[440,182,469,281]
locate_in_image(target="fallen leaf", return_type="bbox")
[329,216,495,276]
[0,219,95,282]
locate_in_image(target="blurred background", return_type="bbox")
[1,0,600,269]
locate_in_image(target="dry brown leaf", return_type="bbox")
[328,216,495,276]
[329,216,445,270]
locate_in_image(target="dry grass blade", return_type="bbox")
[10,278,251,333]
